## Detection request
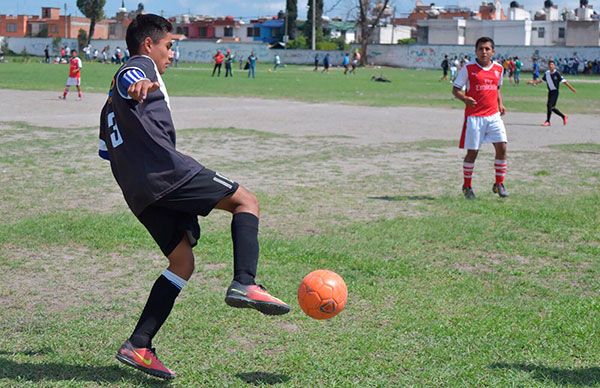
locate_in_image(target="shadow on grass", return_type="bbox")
[490,362,600,386]
[0,357,169,386]
[236,371,290,385]
[368,195,435,201]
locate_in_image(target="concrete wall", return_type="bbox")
[465,20,531,46]
[566,20,600,47]
[3,36,600,71]
[530,21,566,46]
[422,20,466,45]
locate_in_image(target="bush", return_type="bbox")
[52,37,62,52]
[287,36,308,49]
[316,41,338,51]
[397,38,416,45]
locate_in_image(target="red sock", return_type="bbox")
[495,159,507,184]
[63,89,68,98]
[463,162,475,188]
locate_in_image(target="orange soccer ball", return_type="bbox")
[297,270,348,320]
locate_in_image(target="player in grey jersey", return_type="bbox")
[99,14,290,380]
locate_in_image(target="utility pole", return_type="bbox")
[284,11,289,45]
[311,0,316,50]
[64,3,68,38]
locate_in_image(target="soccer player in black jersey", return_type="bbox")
[98,14,290,380]
[530,60,577,126]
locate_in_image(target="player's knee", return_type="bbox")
[239,188,259,215]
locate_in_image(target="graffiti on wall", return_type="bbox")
[4,36,600,71]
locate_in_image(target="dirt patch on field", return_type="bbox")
[0,245,163,320]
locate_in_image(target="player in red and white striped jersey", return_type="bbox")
[59,50,83,100]
[452,37,508,199]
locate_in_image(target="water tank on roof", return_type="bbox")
[544,0,553,8]
[580,0,588,7]
[510,1,520,8]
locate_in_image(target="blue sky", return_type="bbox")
[0,0,586,19]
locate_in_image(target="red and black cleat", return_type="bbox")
[116,340,175,380]
[225,281,290,316]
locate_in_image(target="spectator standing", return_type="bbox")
[212,49,224,77]
[247,51,257,78]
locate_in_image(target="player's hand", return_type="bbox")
[499,104,506,115]
[128,80,160,103]
[464,96,477,107]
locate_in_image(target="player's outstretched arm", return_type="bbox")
[128,80,160,103]
[564,81,577,93]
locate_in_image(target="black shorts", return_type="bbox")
[137,168,239,256]
[547,90,559,108]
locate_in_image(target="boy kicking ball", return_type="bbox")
[98,14,290,380]
[452,37,509,199]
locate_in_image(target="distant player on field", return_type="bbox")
[529,59,577,126]
[452,37,508,199]
[98,14,290,380]
[59,50,83,100]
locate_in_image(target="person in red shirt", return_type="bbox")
[212,49,224,77]
[59,50,83,100]
[452,37,508,199]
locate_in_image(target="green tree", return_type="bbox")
[76,0,106,45]
[77,29,88,52]
[285,0,298,40]
[357,0,390,65]
[304,0,324,46]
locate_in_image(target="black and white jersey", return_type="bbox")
[99,55,203,216]
[542,70,565,91]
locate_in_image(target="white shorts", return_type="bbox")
[66,77,80,86]
[459,112,507,150]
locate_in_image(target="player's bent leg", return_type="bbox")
[216,186,290,315]
[166,234,195,281]
[215,185,259,216]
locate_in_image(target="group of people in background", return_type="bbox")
[314,50,361,74]
[211,49,257,78]
[44,44,131,65]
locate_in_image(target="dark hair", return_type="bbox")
[70,49,77,55]
[475,36,495,50]
[548,59,555,65]
[126,14,173,55]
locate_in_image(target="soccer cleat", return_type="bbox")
[493,183,509,198]
[58,96,66,100]
[116,340,175,380]
[225,281,290,316]
[542,121,551,127]
[462,186,476,200]
[563,115,568,125]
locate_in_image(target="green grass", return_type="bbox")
[0,121,599,386]
[0,60,598,113]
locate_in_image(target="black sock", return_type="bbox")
[129,275,181,348]
[546,106,552,122]
[231,212,259,285]
[552,108,565,119]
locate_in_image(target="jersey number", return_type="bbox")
[107,112,123,148]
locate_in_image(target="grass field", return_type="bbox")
[0,59,599,114]
[0,114,598,386]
